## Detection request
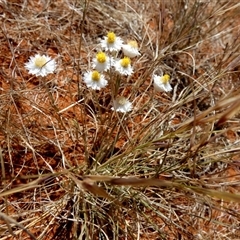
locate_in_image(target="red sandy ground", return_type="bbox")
[1,0,240,239]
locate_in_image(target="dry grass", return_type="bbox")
[1,0,240,239]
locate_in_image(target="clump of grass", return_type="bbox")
[1,0,240,239]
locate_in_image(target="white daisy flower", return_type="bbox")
[100,32,123,52]
[25,54,56,77]
[153,74,172,92]
[114,57,133,76]
[83,70,108,90]
[122,40,141,58]
[111,96,132,113]
[92,52,112,72]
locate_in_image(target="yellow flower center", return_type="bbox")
[107,32,116,44]
[91,71,101,81]
[128,40,138,49]
[161,74,170,84]
[96,52,107,63]
[120,57,131,68]
[117,96,127,105]
[34,56,47,68]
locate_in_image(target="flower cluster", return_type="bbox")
[24,32,173,114]
[89,32,140,77]
[81,31,142,113]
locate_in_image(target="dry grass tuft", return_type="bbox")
[1,0,240,239]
